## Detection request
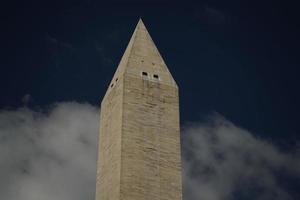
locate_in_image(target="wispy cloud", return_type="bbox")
[0,102,99,200]
[194,5,229,26]
[21,94,33,105]
[94,42,113,66]
[45,33,73,49]
[0,103,299,200]
[182,114,300,200]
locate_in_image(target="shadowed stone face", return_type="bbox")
[96,19,182,200]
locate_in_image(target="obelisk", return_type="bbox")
[96,19,182,200]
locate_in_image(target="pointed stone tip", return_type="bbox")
[135,18,147,31]
[137,18,145,26]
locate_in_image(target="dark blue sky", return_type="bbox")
[1,0,299,146]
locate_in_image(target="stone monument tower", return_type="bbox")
[96,19,182,200]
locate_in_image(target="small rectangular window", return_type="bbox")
[142,72,148,76]
[110,83,114,88]
[153,74,159,79]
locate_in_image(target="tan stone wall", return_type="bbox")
[120,74,182,200]
[96,76,124,200]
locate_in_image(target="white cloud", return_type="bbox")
[0,102,99,200]
[182,114,300,200]
[0,103,299,200]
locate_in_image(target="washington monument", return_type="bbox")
[95,19,182,200]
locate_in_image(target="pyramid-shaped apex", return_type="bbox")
[106,19,177,91]
[138,18,144,25]
[132,18,150,37]
[137,18,146,28]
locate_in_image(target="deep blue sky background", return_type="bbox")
[1,0,299,147]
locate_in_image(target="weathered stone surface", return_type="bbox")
[96,19,182,200]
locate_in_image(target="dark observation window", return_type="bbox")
[110,83,114,88]
[153,74,159,79]
[142,72,148,76]
[115,78,118,82]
